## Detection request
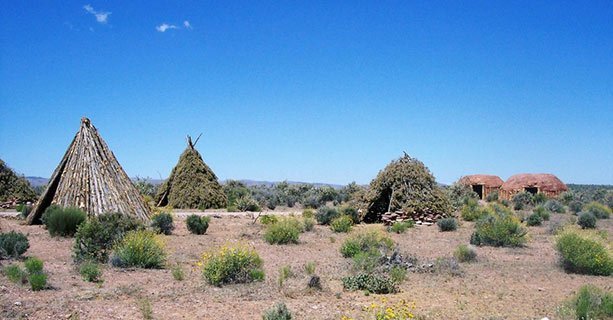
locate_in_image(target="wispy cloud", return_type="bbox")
[156,23,178,32]
[156,20,192,32]
[83,4,111,24]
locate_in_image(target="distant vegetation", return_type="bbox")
[0,159,37,203]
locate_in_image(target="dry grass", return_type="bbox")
[0,212,611,319]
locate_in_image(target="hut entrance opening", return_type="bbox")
[471,185,483,199]
[524,187,538,195]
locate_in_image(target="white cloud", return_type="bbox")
[183,20,192,29]
[83,4,111,24]
[156,23,178,32]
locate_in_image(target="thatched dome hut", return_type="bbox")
[458,174,503,200]
[501,173,568,200]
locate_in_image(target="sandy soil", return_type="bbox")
[0,211,611,320]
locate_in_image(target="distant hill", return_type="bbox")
[26,176,344,189]
[26,176,49,187]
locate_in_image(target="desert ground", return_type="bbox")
[1,210,611,320]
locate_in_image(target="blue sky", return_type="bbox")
[1,1,612,185]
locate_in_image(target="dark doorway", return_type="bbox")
[472,185,483,199]
[524,187,538,195]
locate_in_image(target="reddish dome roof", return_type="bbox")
[458,175,504,187]
[502,173,568,192]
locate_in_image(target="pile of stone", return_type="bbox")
[381,210,446,226]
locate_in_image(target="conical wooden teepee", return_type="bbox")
[27,117,151,224]
[155,135,227,209]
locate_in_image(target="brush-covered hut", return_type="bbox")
[155,135,227,209]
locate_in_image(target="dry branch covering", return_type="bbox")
[27,118,151,224]
[155,136,226,209]
[361,153,451,223]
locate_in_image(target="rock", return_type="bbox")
[308,276,322,290]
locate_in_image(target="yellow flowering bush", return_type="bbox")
[342,298,416,320]
[199,243,264,286]
[556,226,612,276]
[112,230,166,269]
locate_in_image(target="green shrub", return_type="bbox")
[302,209,315,219]
[171,264,184,281]
[485,191,499,202]
[526,213,543,226]
[543,199,565,213]
[79,261,102,282]
[340,230,394,258]
[112,230,166,269]
[236,195,261,212]
[569,200,584,214]
[341,273,397,294]
[263,302,292,320]
[24,257,43,274]
[264,218,301,245]
[19,204,32,219]
[389,266,407,284]
[0,231,29,259]
[3,264,26,284]
[388,220,414,234]
[42,206,87,237]
[302,217,315,232]
[186,214,210,235]
[445,182,479,210]
[260,215,278,225]
[28,272,47,291]
[570,284,613,320]
[340,206,360,224]
[577,212,597,229]
[304,261,316,275]
[533,193,547,205]
[277,265,293,287]
[461,199,484,222]
[351,251,382,273]
[150,212,174,235]
[470,206,527,247]
[200,243,264,286]
[584,202,611,219]
[330,215,353,233]
[315,206,340,225]
[454,244,477,262]
[556,229,612,276]
[437,218,458,231]
[533,206,551,221]
[512,192,533,210]
[73,213,143,263]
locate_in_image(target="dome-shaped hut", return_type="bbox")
[457,174,504,200]
[501,173,568,200]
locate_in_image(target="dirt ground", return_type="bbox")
[1,210,611,320]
